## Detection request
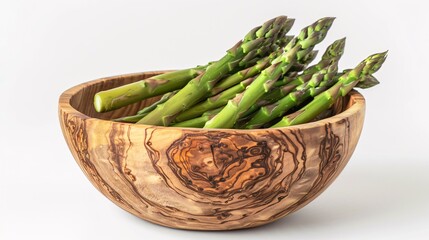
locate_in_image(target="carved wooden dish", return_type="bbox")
[59,71,365,230]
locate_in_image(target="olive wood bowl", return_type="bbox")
[59,70,365,230]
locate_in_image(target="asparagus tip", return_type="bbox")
[356,75,380,89]
[337,37,346,46]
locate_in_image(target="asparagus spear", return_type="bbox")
[174,69,380,128]
[303,37,346,75]
[94,69,203,112]
[113,113,148,123]
[204,17,335,129]
[240,38,346,127]
[174,77,256,122]
[271,51,387,128]
[239,35,294,67]
[238,69,327,121]
[174,46,317,122]
[176,63,322,126]
[138,16,294,126]
[94,18,293,113]
[136,91,176,115]
[171,108,222,128]
[253,70,379,127]
[113,91,176,123]
[255,82,302,106]
[242,62,339,129]
[289,50,319,72]
[355,74,380,88]
[209,49,282,96]
[240,39,344,118]
[115,47,286,124]
[210,44,316,96]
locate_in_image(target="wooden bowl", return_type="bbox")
[59,71,365,230]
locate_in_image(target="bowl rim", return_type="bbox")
[58,70,365,132]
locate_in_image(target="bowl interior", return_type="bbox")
[69,71,352,122]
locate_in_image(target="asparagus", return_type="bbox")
[355,74,380,89]
[289,50,318,72]
[210,45,317,96]
[209,49,282,96]
[256,83,301,105]
[174,77,256,122]
[240,38,346,127]
[176,61,321,126]
[94,18,293,113]
[242,62,339,129]
[171,108,222,128]
[137,91,176,115]
[273,39,343,90]
[240,39,344,118]
[137,16,295,126]
[272,38,343,87]
[239,70,326,121]
[300,70,378,96]
[239,35,294,67]
[174,46,317,123]
[271,51,387,128]
[113,113,148,123]
[168,68,380,128]
[252,70,378,127]
[232,80,307,128]
[94,69,203,112]
[303,37,346,74]
[204,17,335,129]
[114,47,287,124]
[113,91,176,123]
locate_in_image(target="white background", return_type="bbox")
[1,0,428,239]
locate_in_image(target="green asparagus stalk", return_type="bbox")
[175,55,318,125]
[171,108,222,128]
[94,18,293,113]
[174,47,317,123]
[303,37,346,75]
[113,91,177,123]
[260,38,345,101]
[271,51,387,128]
[239,38,346,127]
[174,76,256,122]
[272,74,299,87]
[189,77,363,128]
[94,69,203,112]
[209,44,316,96]
[256,83,301,105]
[202,48,299,129]
[112,113,149,123]
[239,70,366,127]
[239,35,294,67]
[238,71,323,120]
[355,74,380,88]
[137,91,176,115]
[272,38,343,87]
[115,39,287,123]
[209,49,282,96]
[242,63,339,129]
[204,17,336,129]
[138,16,295,126]
[289,50,318,72]
[297,70,378,98]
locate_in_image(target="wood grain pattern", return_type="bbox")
[58,71,365,230]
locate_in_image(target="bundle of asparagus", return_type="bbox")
[94,16,387,129]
